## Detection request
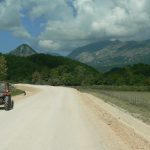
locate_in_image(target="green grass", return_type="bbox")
[77,87,150,124]
[11,89,25,96]
[75,85,150,91]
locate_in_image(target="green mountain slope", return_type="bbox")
[69,40,150,72]
[9,44,37,57]
[5,54,99,86]
[103,64,150,86]
[0,53,149,86]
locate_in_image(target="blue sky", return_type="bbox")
[66,0,77,17]
[0,0,150,55]
[0,31,26,53]
[0,16,44,53]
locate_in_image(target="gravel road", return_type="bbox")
[0,85,149,150]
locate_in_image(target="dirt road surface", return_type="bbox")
[0,85,150,150]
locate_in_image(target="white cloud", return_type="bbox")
[38,0,150,51]
[27,0,73,20]
[0,0,30,39]
[0,0,150,51]
[39,40,60,50]
[0,0,20,28]
[11,26,31,38]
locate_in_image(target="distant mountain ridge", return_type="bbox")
[9,44,61,57]
[68,39,150,72]
[9,44,37,57]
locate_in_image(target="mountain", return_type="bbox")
[9,44,37,57]
[68,39,150,72]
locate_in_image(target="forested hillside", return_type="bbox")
[0,54,149,86]
[4,54,99,86]
[103,64,150,86]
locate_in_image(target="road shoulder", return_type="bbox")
[12,84,42,101]
[80,92,150,149]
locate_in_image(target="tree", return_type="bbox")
[61,73,74,86]
[32,71,41,83]
[41,67,50,81]
[0,56,7,80]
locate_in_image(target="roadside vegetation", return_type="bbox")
[102,64,150,86]
[0,55,7,81]
[77,85,150,91]
[9,84,25,96]
[78,87,150,124]
[11,88,25,96]
[0,53,149,86]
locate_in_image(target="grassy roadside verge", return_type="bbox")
[76,86,150,124]
[11,89,25,96]
[75,85,150,91]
